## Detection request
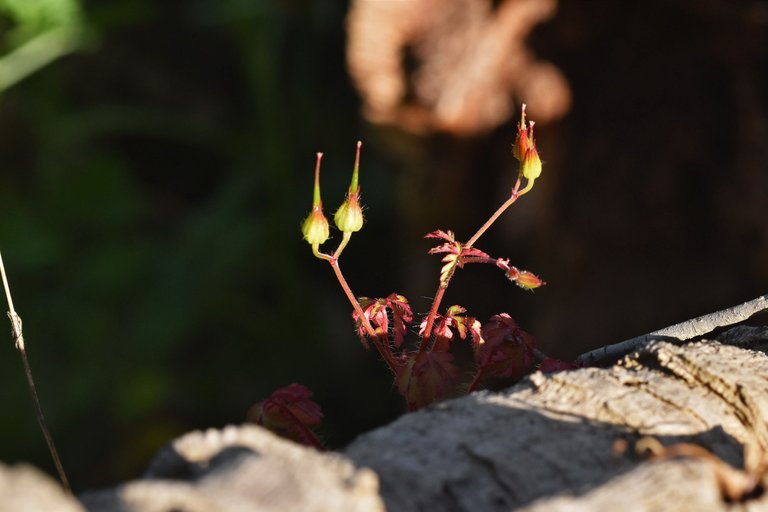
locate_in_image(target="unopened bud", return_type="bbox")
[334,141,365,233]
[504,266,545,290]
[302,208,330,245]
[301,153,330,245]
[515,271,545,290]
[334,194,364,233]
[521,145,542,182]
[512,104,530,161]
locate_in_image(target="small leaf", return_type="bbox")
[247,383,324,449]
[385,293,413,348]
[352,294,413,348]
[395,351,459,410]
[424,229,456,242]
[472,314,536,389]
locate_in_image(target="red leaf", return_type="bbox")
[395,351,459,410]
[247,383,324,449]
[351,294,414,349]
[424,229,456,242]
[385,293,413,348]
[428,242,460,256]
[460,247,491,260]
[418,305,479,352]
[472,314,536,388]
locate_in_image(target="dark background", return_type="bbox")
[0,0,766,490]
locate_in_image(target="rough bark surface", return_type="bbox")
[3,324,768,511]
[345,333,768,511]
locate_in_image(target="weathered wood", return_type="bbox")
[79,425,384,512]
[344,331,768,511]
[0,463,83,512]
[576,294,768,366]
[5,319,768,511]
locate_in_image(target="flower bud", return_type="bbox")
[512,104,530,161]
[515,271,545,290]
[302,208,330,245]
[334,141,364,233]
[504,266,545,290]
[521,144,542,182]
[301,153,330,245]
[334,194,364,233]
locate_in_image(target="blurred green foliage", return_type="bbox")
[0,0,86,90]
[0,0,402,489]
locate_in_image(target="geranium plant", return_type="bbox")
[252,105,572,446]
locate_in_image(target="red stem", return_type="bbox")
[465,195,517,249]
[421,180,524,346]
[419,284,447,352]
[329,258,395,370]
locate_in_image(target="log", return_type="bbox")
[5,310,768,511]
[345,332,768,511]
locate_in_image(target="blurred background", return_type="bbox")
[0,0,766,490]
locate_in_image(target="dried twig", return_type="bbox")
[576,294,768,367]
[0,250,70,492]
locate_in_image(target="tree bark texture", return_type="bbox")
[345,330,768,511]
[3,323,768,511]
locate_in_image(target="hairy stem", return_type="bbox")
[419,284,448,352]
[0,250,70,492]
[465,184,521,249]
[328,258,395,369]
[421,179,525,345]
[333,231,352,259]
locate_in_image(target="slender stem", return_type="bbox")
[333,231,352,259]
[328,258,395,370]
[421,179,525,345]
[0,250,70,492]
[465,176,523,249]
[419,284,447,352]
[465,196,516,249]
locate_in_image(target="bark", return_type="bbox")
[4,311,768,511]
[345,331,768,511]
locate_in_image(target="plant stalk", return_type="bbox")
[328,258,395,369]
[0,250,70,492]
[421,179,525,344]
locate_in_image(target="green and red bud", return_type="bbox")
[521,143,542,182]
[505,266,545,290]
[334,141,364,233]
[512,104,530,161]
[301,153,330,246]
[514,270,545,290]
[513,104,542,193]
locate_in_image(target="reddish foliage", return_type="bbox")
[396,351,460,411]
[472,313,535,389]
[353,293,413,348]
[426,230,491,284]
[419,305,482,352]
[247,383,324,449]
